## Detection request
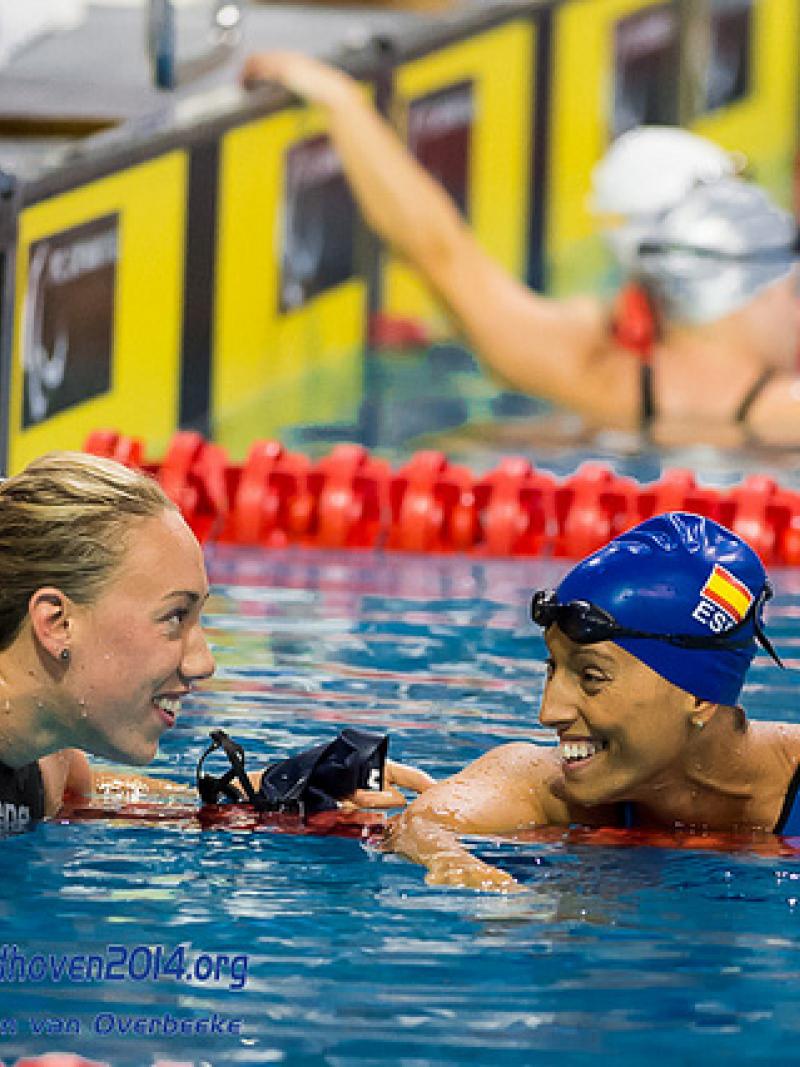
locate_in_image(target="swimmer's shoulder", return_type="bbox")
[456,742,607,828]
[752,721,800,770]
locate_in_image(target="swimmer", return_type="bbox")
[0,452,431,829]
[385,512,800,892]
[242,52,800,449]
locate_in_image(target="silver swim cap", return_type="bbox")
[634,179,798,325]
[590,127,739,272]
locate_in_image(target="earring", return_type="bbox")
[60,648,70,664]
[690,716,704,730]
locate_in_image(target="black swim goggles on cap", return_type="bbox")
[637,231,800,262]
[530,587,784,667]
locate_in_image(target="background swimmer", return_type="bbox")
[242,52,800,449]
[0,452,430,828]
[385,513,800,892]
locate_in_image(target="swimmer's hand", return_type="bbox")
[241,50,359,109]
[339,759,436,811]
[425,854,523,894]
[385,809,522,893]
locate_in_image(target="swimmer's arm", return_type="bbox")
[387,742,567,890]
[40,750,194,816]
[241,52,641,428]
[89,769,194,802]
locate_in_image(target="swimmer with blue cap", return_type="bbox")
[389,512,799,892]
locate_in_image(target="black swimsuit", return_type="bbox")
[0,759,45,833]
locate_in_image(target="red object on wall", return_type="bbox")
[368,312,431,350]
[612,282,657,359]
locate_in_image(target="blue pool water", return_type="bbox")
[2,546,800,1066]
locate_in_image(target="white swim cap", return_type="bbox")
[591,126,739,270]
[634,179,798,325]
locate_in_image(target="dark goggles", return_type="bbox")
[637,232,800,262]
[530,586,784,667]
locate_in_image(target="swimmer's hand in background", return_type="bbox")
[241,50,359,109]
[340,759,436,810]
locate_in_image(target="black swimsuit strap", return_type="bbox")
[774,763,800,834]
[641,364,775,438]
[733,366,776,426]
[640,362,656,434]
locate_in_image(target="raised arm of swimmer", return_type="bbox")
[241,51,640,430]
[243,53,800,448]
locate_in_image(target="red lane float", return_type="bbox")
[388,450,478,553]
[57,800,800,857]
[57,800,386,840]
[309,444,390,549]
[473,457,557,557]
[83,430,800,563]
[218,439,312,548]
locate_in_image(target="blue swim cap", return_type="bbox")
[555,512,769,704]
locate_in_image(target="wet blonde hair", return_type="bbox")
[0,451,178,649]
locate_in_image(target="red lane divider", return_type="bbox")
[388,451,477,553]
[553,463,639,558]
[473,457,556,557]
[84,429,147,470]
[157,431,230,542]
[218,440,312,548]
[82,431,800,563]
[309,444,391,549]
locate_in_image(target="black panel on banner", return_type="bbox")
[22,214,117,429]
[180,139,218,436]
[528,6,552,292]
[613,4,680,137]
[705,0,752,112]
[407,80,473,218]
[279,135,357,312]
[0,250,9,473]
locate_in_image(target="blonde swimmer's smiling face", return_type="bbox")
[65,509,215,765]
[538,625,698,806]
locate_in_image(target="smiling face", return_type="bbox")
[538,625,699,807]
[64,509,215,765]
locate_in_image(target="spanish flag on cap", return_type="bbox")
[700,564,754,623]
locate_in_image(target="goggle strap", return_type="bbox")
[756,627,785,670]
[196,729,261,807]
